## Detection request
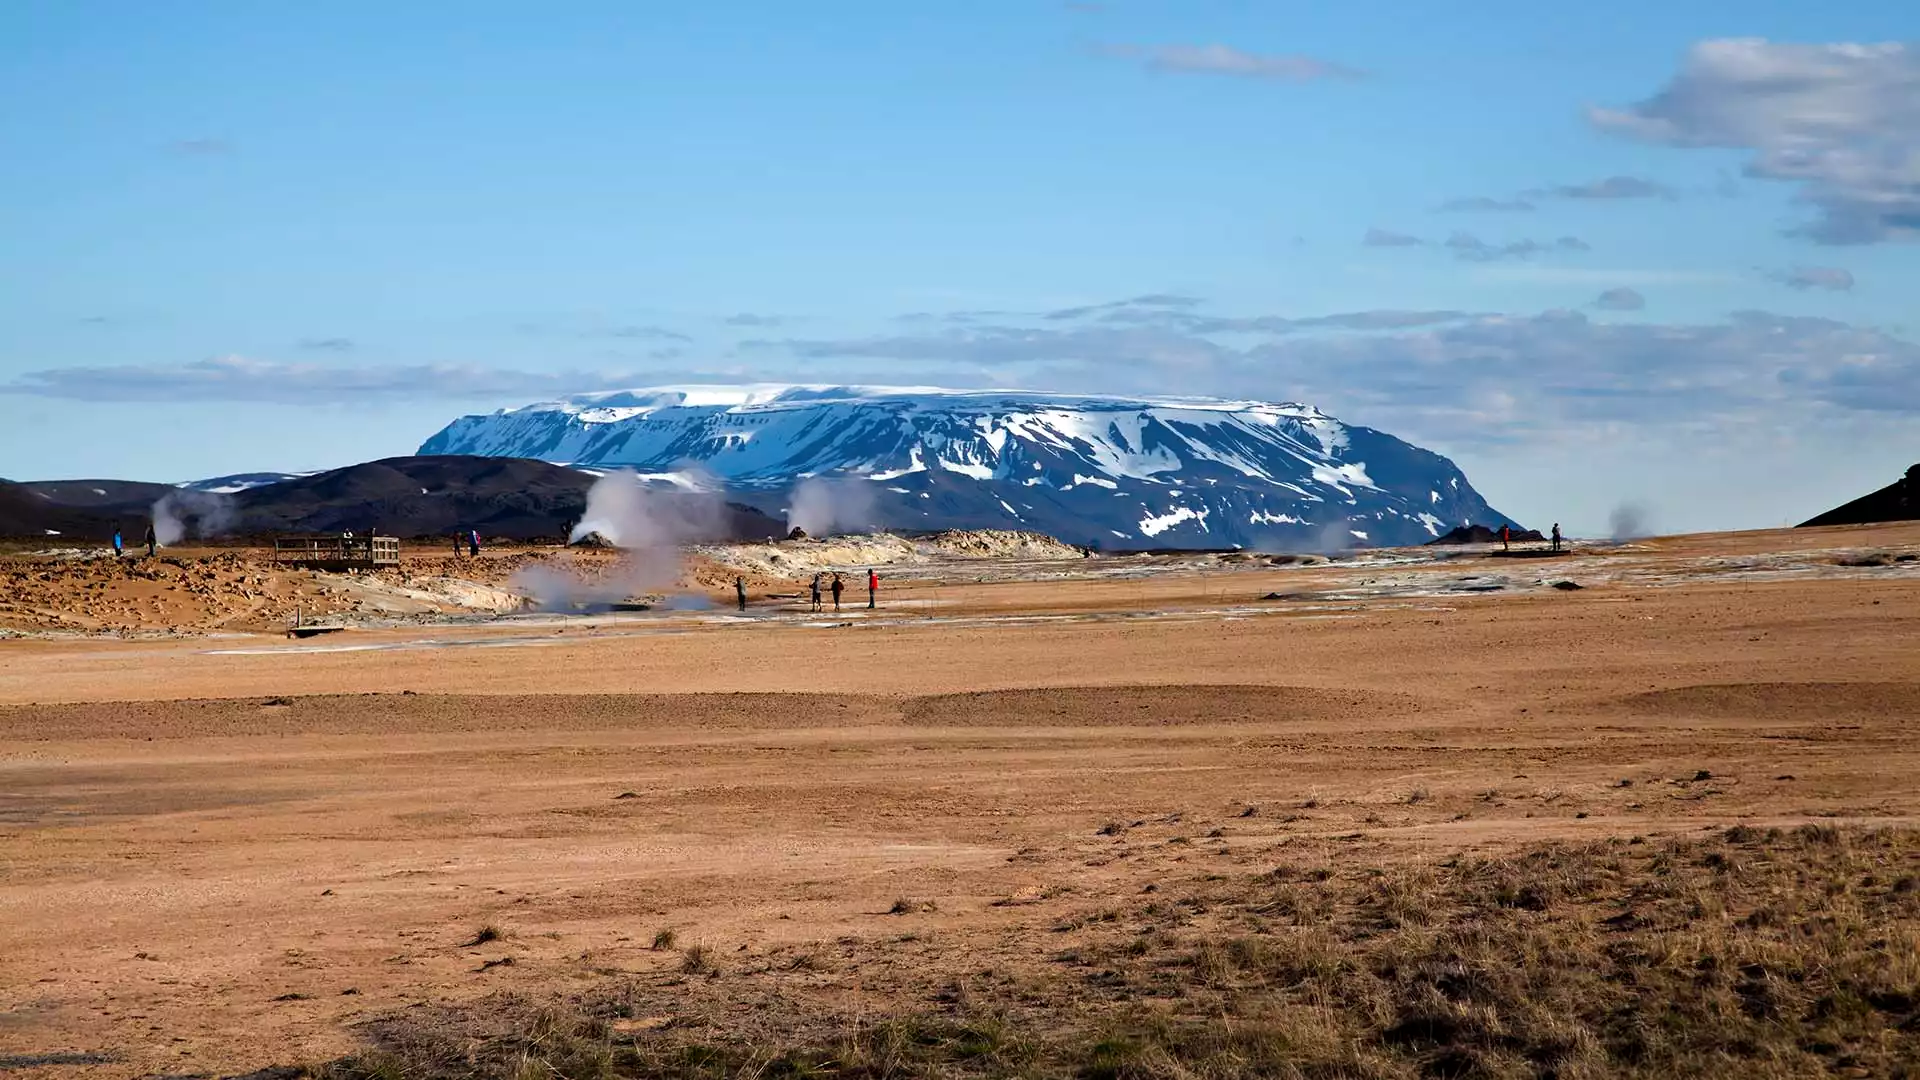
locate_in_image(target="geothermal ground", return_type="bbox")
[3,522,1920,1077]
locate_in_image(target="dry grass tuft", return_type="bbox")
[459,925,503,948]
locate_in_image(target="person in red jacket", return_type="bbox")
[830,573,844,611]
[867,568,878,609]
[1500,524,1511,552]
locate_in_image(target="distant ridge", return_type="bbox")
[1800,464,1919,528]
[2,456,785,542]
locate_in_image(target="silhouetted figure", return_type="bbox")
[830,573,844,612]
[1500,524,1511,552]
[454,532,463,557]
[810,573,823,612]
[112,529,123,558]
[468,529,480,558]
[144,522,156,558]
[867,567,878,609]
[735,575,747,612]
[1550,523,1562,552]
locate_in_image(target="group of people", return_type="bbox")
[110,523,157,558]
[1497,523,1565,552]
[732,568,880,613]
[451,529,481,557]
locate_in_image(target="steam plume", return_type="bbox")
[1608,501,1653,541]
[787,476,877,536]
[150,490,235,546]
[515,471,724,612]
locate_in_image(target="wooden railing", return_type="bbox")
[271,536,400,567]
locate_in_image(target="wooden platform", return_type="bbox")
[271,536,400,570]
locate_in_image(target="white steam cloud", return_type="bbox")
[150,490,236,546]
[515,471,726,612]
[787,476,877,536]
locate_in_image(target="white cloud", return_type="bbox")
[1591,39,1920,244]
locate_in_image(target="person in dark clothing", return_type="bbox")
[735,575,747,612]
[468,529,480,558]
[144,522,156,558]
[112,529,123,558]
[810,573,823,612]
[454,532,463,557]
[867,568,877,609]
[830,573,844,611]
[1551,523,1562,552]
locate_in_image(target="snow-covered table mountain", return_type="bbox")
[419,386,1516,549]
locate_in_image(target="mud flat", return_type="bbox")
[1,522,1918,1076]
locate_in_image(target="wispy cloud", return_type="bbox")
[0,356,676,405]
[1769,265,1856,291]
[723,313,795,328]
[1434,196,1536,213]
[1043,294,1203,321]
[1526,175,1676,200]
[601,325,693,342]
[1591,38,1920,244]
[1445,232,1591,261]
[21,303,1920,443]
[1362,227,1424,247]
[297,337,355,352]
[1103,43,1364,82]
[737,303,1920,437]
[1594,287,1647,311]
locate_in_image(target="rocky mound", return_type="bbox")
[920,529,1087,560]
[1428,524,1545,545]
[1800,464,1919,527]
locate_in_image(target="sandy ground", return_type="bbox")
[1,521,1918,1075]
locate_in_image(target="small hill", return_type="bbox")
[0,480,133,540]
[1428,524,1545,545]
[226,456,785,541]
[1800,465,1919,527]
[17,479,177,511]
[4,457,789,542]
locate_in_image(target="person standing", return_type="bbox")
[112,528,123,558]
[867,568,877,609]
[468,528,480,558]
[735,575,747,612]
[1500,524,1511,552]
[454,532,463,557]
[810,573,822,612]
[143,522,156,558]
[830,573,844,612]
[1551,523,1562,552]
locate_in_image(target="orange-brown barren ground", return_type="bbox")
[3,523,1920,1078]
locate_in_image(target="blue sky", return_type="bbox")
[2,1,1915,534]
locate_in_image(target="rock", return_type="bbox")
[1551,580,1584,591]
